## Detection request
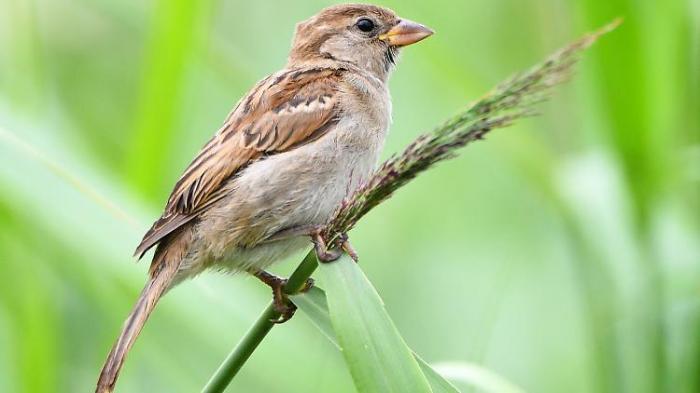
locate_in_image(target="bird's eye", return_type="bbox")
[356,18,376,32]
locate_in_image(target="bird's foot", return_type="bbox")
[312,232,359,263]
[253,270,314,324]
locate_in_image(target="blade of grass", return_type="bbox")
[126,0,212,199]
[318,254,432,393]
[0,126,141,231]
[291,287,461,393]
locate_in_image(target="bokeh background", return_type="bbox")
[0,0,698,392]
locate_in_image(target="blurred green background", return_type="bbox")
[0,0,698,392]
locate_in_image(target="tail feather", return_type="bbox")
[96,260,178,393]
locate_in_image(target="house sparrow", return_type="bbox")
[97,3,432,392]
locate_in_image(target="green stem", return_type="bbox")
[201,250,318,393]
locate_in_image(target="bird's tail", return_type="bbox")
[96,256,179,393]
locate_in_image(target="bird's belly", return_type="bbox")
[189,120,385,273]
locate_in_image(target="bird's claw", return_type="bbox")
[312,232,358,263]
[269,277,315,324]
[253,271,314,324]
[270,278,294,323]
[341,239,359,263]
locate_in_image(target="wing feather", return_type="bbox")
[134,67,344,258]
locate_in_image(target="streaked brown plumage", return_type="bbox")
[97,4,432,392]
[134,67,343,258]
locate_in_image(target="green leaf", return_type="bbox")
[292,286,460,393]
[293,287,528,393]
[289,287,338,346]
[295,256,430,393]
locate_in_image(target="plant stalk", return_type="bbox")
[201,250,318,393]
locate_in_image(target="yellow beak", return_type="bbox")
[379,19,434,47]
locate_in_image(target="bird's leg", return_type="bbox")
[312,232,359,263]
[252,270,314,324]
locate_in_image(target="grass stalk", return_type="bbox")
[201,250,318,393]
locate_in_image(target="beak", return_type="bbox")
[379,19,434,47]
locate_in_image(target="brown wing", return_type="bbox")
[134,67,344,258]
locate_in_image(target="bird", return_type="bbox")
[96,3,433,392]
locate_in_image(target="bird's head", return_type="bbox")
[289,3,433,81]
